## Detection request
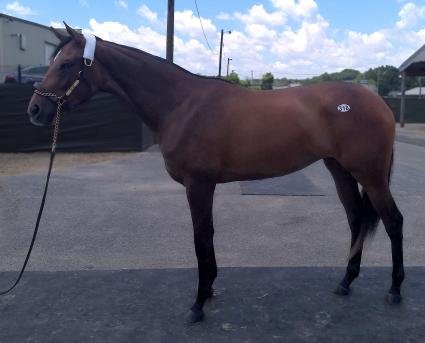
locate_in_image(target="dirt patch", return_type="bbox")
[0,152,135,176]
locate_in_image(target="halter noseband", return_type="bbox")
[34,70,83,105]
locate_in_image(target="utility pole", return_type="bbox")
[218,29,231,78]
[226,58,232,77]
[400,71,406,127]
[166,0,174,62]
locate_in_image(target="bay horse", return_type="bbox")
[27,24,404,323]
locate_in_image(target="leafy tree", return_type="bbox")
[273,77,291,88]
[302,69,361,85]
[363,66,401,95]
[335,69,361,81]
[241,78,252,88]
[226,71,241,85]
[261,72,274,90]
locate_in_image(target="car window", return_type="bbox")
[25,67,48,75]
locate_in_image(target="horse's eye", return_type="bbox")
[60,62,73,71]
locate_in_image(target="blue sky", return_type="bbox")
[2,1,425,78]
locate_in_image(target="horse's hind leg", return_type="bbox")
[185,180,217,323]
[362,182,404,304]
[324,158,364,295]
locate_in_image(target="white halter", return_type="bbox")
[82,32,96,66]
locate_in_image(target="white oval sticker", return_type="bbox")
[337,104,351,112]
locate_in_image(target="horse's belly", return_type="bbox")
[218,145,319,182]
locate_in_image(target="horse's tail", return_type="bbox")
[349,149,394,258]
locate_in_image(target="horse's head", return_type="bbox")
[27,23,98,126]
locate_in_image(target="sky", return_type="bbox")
[1,0,425,78]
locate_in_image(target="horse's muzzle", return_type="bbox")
[27,104,55,126]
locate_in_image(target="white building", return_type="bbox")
[0,13,59,80]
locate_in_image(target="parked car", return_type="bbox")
[4,65,48,84]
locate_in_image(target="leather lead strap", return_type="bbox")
[0,104,62,295]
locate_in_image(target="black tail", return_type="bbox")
[349,149,394,258]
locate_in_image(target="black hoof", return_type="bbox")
[333,284,350,296]
[386,292,402,305]
[186,307,205,324]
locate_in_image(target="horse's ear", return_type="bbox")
[51,27,68,42]
[63,21,84,45]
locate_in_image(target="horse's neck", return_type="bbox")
[96,41,197,131]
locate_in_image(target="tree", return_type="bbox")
[241,78,252,88]
[363,66,401,95]
[226,71,241,85]
[261,72,274,90]
[335,69,361,81]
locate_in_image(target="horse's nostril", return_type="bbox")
[30,104,40,115]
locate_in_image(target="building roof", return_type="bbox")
[399,44,425,76]
[0,13,52,30]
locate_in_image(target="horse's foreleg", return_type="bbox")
[186,180,217,323]
[324,158,364,295]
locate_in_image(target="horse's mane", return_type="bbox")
[106,40,233,84]
[54,34,233,84]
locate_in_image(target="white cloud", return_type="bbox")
[115,0,128,9]
[396,2,425,29]
[137,4,158,23]
[217,12,231,20]
[235,4,285,26]
[271,0,319,20]
[5,1,37,16]
[175,10,216,38]
[245,24,277,40]
[86,18,217,75]
[50,21,64,28]
[75,1,425,79]
[79,0,89,8]
[87,19,165,56]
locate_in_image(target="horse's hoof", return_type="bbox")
[186,307,205,324]
[333,284,350,296]
[386,292,402,305]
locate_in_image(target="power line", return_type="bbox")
[194,0,215,54]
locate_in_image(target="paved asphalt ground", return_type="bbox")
[0,127,425,342]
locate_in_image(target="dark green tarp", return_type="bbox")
[384,97,425,123]
[0,85,154,152]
